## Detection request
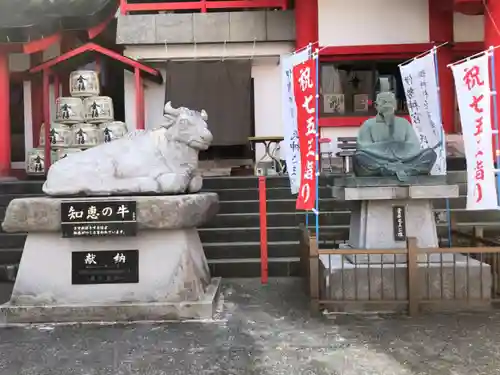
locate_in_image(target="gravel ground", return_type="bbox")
[0,278,499,375]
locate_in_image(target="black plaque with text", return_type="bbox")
[61,200,137,238]
[392,205,407,242]
[72,250,139,285]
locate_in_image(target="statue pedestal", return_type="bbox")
[325,180,492,309]
[332,183,458,264]
[324,181,492,309]
[0,194,221,324]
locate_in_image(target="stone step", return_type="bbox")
[0,234,26,249]
[0,181,44,195]
[203,241,300,259]
[207,257,300,278]
[200,227,301,243]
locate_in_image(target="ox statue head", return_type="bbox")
[163,102,213,150]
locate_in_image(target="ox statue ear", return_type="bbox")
[164,101,181,118]
[200,109,208,121]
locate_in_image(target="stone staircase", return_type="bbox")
[0,172,500,286]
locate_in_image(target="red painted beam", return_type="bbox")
[23,33,62,54]
[30,42,161,79]
[320,43,435,57]
[123,0,286,12]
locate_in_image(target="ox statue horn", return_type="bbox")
[164,101,181,116]
[200,109,208,121]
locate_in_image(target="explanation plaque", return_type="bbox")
[61,200,137,238]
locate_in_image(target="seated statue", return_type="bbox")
[43,102,213,196]
[353,92,439,182]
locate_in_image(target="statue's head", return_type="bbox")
[162,102,213,150]
[375,92,397,119]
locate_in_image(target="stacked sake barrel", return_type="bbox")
[26,70,129,175]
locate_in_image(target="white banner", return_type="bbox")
[281,47,311,194]
[400,51,446,175]
[451,53,498,210]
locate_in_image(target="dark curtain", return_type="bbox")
[164,60,252,146]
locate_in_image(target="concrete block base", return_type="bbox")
[319,254,492,313]
[0,278,221,324]
[2,229,219,323]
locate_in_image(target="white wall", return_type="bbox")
[320,126,358,155]
[318,0,429,47]
[252,60,283,160]
[124,68,167,132]
[454,13,484,43]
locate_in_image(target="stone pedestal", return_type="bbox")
[332,183,459,264]
[0,193,220,324]
[326,177,492,309]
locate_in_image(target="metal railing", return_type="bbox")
[120,0,288,14]
[300,225,500,316]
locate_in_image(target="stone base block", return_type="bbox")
[3,229,218,323]
[0,278,221,325]
[348,198,439,264]
[319,254,492,312]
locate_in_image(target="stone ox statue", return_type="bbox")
[43,102,213,196]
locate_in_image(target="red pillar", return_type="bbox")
[294,0,318,49]
[134,68,145,130]
[485,0,500,132]
[42,69,51,172]
[429,0,455,134]
[0,52,10,177]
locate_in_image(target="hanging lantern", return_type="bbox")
[69,70,100,97]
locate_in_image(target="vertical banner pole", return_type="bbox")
[314,49,320,241]
[489,46,500,207]
[305,45,312,230]
[433,48,453,246]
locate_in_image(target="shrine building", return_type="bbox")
[0,0,499,177]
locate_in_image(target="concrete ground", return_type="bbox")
[0,278,499,375]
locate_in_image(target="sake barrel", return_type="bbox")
[100,121,128,143]
[56,147,83,161]
[69,70,100,97]
[25,148,57,175]
[72,123,101,147]
[55,97,84,124]
[83,96,114,124]
[39,123,73,148]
